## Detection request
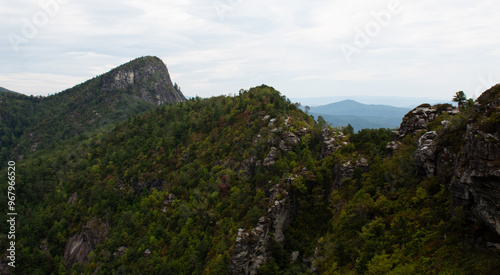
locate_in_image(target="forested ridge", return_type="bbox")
[0,56,184,169]
[1,83,500,274]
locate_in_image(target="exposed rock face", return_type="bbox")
[414,131,438,177]
[67,192,78,206]
[64,217,108,269]
[451,85,500,235]
[263,147,278,167]
[230,184,296,275]
[279,132,301,153]
[101,56,186,105]
[397,104,458,139]
[320,129,346,158]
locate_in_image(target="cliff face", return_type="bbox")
[230,184,296,275]
[396,85,500,237]
[100,56,186,105]
[451,85,500,235]
[64,217,108,269]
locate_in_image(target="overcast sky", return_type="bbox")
[1,0,499,102]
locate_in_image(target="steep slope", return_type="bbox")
[1,86,331,274]
[451,84,500,235]
[0,56,185,167]
[312,90,500,274]
[2,85,500,274]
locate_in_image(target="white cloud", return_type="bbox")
[1,0,499,101]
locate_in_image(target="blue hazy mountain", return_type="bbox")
[292,95,449,108]
[308,100,411,131]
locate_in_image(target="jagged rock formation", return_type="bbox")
[396,104,458,139]
[100,56,186,105]
[394,85,500,237]
[414,131,438,177]
[231,122,307,274]
[392,102,459,177]
[451,85,500,235]
[63,217,108,269]
[230,184,296,275]
[320,129,347,158]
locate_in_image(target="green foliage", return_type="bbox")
[2,84,500,274]
[349,128,394,159]
[0,57,181,170]
[315,134,500,274]
[452,91,467,109]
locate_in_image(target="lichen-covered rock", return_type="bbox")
[320,129,345,158]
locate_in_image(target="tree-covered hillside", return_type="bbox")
[0,56,185,169]
[1,85,499,274]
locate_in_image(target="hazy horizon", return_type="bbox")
[2,0,499,100]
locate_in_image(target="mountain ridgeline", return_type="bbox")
[0,56,185,167]
[0,58,500,274]
[307,100,411,131]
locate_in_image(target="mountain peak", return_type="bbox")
[98,56,186,105]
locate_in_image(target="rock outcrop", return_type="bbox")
[396,104,458,139]
[390,85,500,238]
[414,131,438,177]
[451,85,500,235]
[63,217,108,269]
[279,132,301,153]
[230,184,296,275]
[330,157,370,193]
[101,56,186,105]
[320,129,346,158]
[392,103,459,177]
[263,147,278,167]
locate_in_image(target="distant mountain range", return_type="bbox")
[305,100,411,131]
[292,95,450,108]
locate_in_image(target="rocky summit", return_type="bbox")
[99,56,186,105]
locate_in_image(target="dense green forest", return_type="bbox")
[0,56,184,169]
[1,85,499,274]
